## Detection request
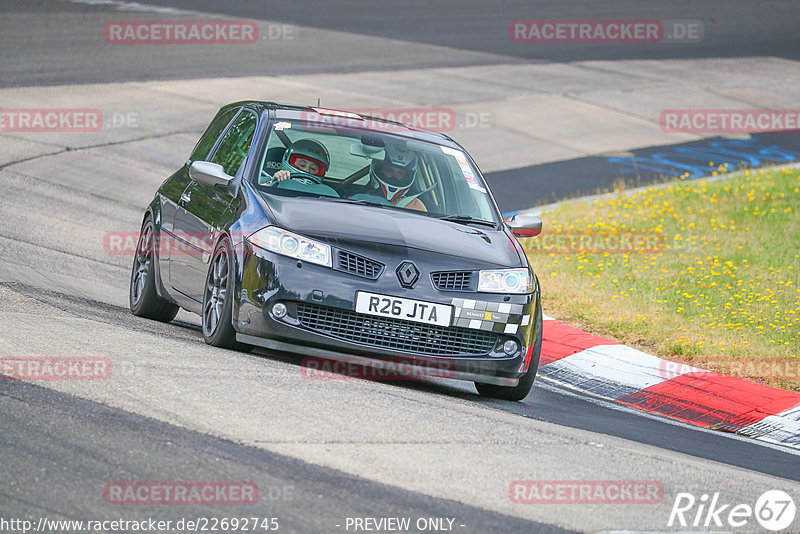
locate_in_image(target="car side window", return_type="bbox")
[189,108,239,162]
[210,110,259,176]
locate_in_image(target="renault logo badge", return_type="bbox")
[396,261,420,288]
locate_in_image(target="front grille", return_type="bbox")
[296,303,497,356]
[431,271,474,291]
[335,250,384,279]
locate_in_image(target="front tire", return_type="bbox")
[202,237,252,352]
[129,216,179,322]
[475,312,542,401]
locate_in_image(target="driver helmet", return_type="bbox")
[370,145,417,202]
[281,139,330,179]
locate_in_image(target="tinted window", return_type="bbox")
[189,107,239,162]
[211,110,258,176]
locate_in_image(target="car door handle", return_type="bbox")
[180,193,191,204]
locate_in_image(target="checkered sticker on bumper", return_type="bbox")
[451,298,530,334]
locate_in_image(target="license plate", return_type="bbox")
[355,292,452,327]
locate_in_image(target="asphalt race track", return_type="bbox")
[2,1,800,533]
[490,131,800,213]
[4,0,800,87]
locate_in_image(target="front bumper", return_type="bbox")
[234,243,541,385]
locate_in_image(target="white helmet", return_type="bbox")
[370,145,417,202]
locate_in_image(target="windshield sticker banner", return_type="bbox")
[440,146,486,192]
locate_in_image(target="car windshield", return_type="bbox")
[253,117,499,224]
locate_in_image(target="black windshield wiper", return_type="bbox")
[436,214,497,228]
[322,197,394,209]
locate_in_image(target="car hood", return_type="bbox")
[260,195,521,267]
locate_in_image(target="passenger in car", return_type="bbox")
[348,145,428,212]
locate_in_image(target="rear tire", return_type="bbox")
[475,312,542,401]
[202,237,252,352]
[129,216,179,322]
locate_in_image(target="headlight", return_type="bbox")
[478,268,533,294]
[247,226,331,267]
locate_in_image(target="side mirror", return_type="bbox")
[508,214,542,238]
[189,161,233,187]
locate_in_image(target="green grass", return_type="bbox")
[521,165,800,391]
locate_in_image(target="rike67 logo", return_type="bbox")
[669,490,796,531]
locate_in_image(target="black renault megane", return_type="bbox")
[130,102,543,400]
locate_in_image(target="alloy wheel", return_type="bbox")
[203,248,229,336]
